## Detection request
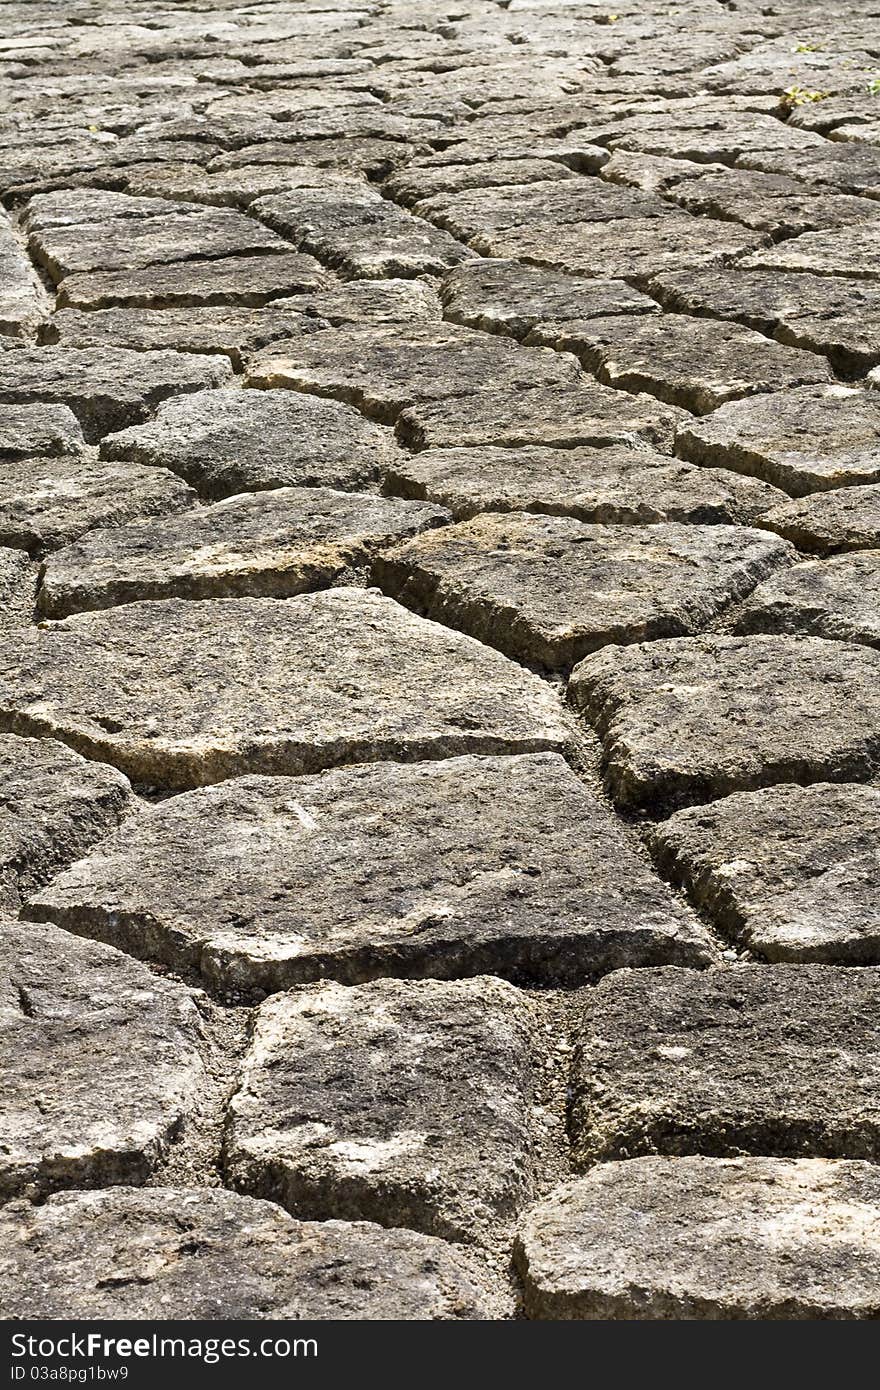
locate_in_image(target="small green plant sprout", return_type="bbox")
[867,74,880,95]
[794,41,823,53]
[781,85,830,109]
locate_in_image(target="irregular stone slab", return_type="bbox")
[0,733,131,913]
[0,590,568,789]
[568,634,880,810]
[386,157,575,206]
[22,190,205,233]
[605,113,825,163]
[666,167,880,237]
[558,313,832,415]
[570,964,880,1163]
[735,553,880,648]
[122,161,352,209]
[291,278,441,327]
[0,547,37,630]
[245,324,582,426]
[0,403,84,458]
[440,259,657,339]
[759,486,880,555]
[377,517,791,670]
[676,385,880,496]
[740,224,880,281]
[226,976,537,1242]
[397,382,686,454]
[383,445,786,525]
[0,916,204,1198]
[100,388,400,500]
[516,1158,880,1320]
[0,348,233,442]
[419,179,674,245]
[0,1187,507,1321]
[57,252,326,311]
[28,754,713,993]
[0,213,46,340]
[40,489,449,616]
[651,783,880,963]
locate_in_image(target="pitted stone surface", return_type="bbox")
[0,916,204,1198]
[28,754,713,992]
[0,1188,507,1321]
[0,590,568,788]
[0,546,38,630]
[100,388,399,500]
[735,553,880,648]
[225,976,537,1243]
[57,252,326,311]
[0,404,84,459]
[759,487,880,555]
[741,224,880,281]
[570,965,880,1164]
[440,260,656,340]
[516,1159,880,1320]
[651,783,880,964]
[569,635,880,811]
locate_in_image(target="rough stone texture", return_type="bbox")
[569,635,880,811]
[440,260,657,340]
[676,386,880,496]
[759,487,880,555]
[741,224,880,281]
[57,252,326,311]
[39,489,449,616]
[570,965,880,1163]
[651,783,880,964]
[0,590,568,789]
[377,517,792,669]
[0,404,84,459]
[0,212,47,341]
[383,445,787,526]
[100,388,400,500]
[0,1187,507,1321]
[516,1159,880,1320]
[225,976,537,1243]
[735,553,880,648]
[0,916,204,1198]
[0,546,38,630]
[28,754,713,992]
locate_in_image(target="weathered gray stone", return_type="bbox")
[386,158,576,207]
[605,113,825,163]
[100,388,400,500]
[419,179,674,247]
[740,224,880,281]
[0,403,85,458]
[0,546,37,630]
[0,733,131,913]
[226,976,537,1242]
[28,754,713,992]
[440,259,657,339]
[39,489,449,616]
[57,252,326,311]
[376,517,792,669]
[666,167,880,237]
[759,486,880,555]
[122,161,349,208]
[291,278,441,326]
[568,634,880,810]
[0,1187,507,1320]
[0,348,233,442]
[0,212,46,340]
[651,783,880,963]
[571,965,880,1163]
[735,553,880,647]
[0,916,204,1198]
[676,386,880,496]
[516,1158,880,1320]
[0,590,568,789]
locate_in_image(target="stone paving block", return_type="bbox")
[0,589,568,788]
[440,259,657,339]
[0,403,84,458]
[740,224,880,281]
[650,783,880,963]
[28,753,713,992]
[737,143,880,199]
[225,976,538,1242]
[39,488,449,616]
[383,444,786,525]
[292,279,442,326]
[418,179,675,246]
[0,916,204,1198]
[0,546,38,630]
[0,212,46,340]
[735,553,880,648]
[0,348,233,441]
[57,251,326,311]
[759,486,880,555]
[605,113,825,163]
[386,157,576,206]
[0,733,131,913]
[515,1158,880,1320]
[0,1187,508,1320]
[245,324,582,425]
[100,388,400,500]
[376,516,792,670]
[570,964,880,1163]
[666,167,880,237]
[568,634,880,810]
[676,385,880,496]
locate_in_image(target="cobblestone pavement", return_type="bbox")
[3,0,880,1324]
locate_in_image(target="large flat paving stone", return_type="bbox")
[735,553,880,648]
[440,260,656,339]
[0,403,85,459]
[0,1187,507,1321]
[568,634,880,810]
[0,917,204,1198]
[651,783,880,964]
[100,388,399,500]
[225,976,537,1243]
[0,348,233,442]
[515,1158,880,1320]
[0,590,568,789]
[741,223,880,281]
[0,733,131,913]
[27,754,713,993]
[57,251,326,311]
[0,547,37,631]
[383,445,787,525]
[759,486,880,555]
[675,385,880,496]
[0,213,47,341]
[376,517,792,670]
[570,965,880,1163]
[39,489,448,617]
[0,456,193,557]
